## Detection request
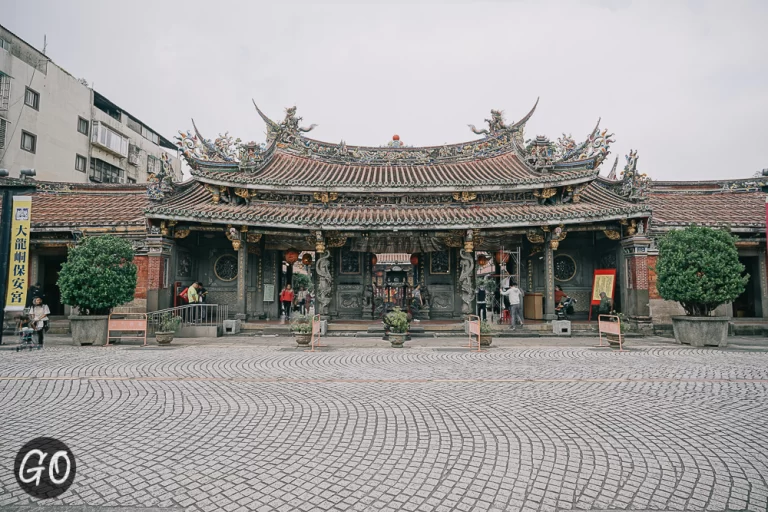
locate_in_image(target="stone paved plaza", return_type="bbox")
[1,337,767,511]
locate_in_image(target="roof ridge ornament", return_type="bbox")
[619,150,651,201]
[467,98,539,138]
[147,152,175,201]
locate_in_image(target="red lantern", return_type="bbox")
[284,248,300,264]
[371,255,378,266]
[301,253,313,266]
[494,250,508,265]
[477,254,488,267]
[410,254,419,266]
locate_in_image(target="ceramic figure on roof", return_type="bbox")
[577,124,614,167]
[239,141,266,169]
[147,152,175,201]
[620,150,651,201]
[469,109,509,136]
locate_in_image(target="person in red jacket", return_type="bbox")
[280,284,295,320]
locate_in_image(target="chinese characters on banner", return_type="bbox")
[590,269,617,303]
[5,196,32,311]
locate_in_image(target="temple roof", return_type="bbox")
[27,183,149,230]
[176,101,616,193]
[146,181,650,231]
[190,151,599,192]
[648,183,766,231]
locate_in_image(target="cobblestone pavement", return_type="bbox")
[1,339,767,511]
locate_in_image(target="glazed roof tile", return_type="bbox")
[191,151,598,192]
[648,190,765,229]
[147,181,649,231]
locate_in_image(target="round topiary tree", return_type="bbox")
[655,225,748,317]
[58,235,138,315]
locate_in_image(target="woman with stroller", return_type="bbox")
[28,296,50,346]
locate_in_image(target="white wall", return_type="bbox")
[0,30,180,183]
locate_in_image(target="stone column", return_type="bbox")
[362,252,373,320]
[544,238,556,320]
[235,239,248,320]
[622,235,652,333]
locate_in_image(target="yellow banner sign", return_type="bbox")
[5,196,32,311]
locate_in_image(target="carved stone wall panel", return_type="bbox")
[429,284,455,318]
[336,283,362,319]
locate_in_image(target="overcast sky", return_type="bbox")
[3,0,767,180]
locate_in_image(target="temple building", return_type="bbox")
[15,100,768,332]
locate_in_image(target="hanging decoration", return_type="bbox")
[371,255,378,266]
[301,253,313,266]
[477,254,489,267]
[494,250,509,265]
[285,248,300,264]
[410,254,419,266]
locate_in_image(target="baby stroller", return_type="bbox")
[555,296,577,320]
[16,321,40,352]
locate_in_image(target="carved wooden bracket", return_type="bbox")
[453,191,477,203]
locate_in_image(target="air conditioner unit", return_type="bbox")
[127,145,140,166]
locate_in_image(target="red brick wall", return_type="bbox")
[647,255,660,299]
[148,256,163,291]
[134,255,148,300]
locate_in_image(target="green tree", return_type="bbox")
[57,235,138,315]
[655,225,748,316]
[292,272,313,292]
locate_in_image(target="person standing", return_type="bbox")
[476,285,487,321]
[410,285,423,322]
[501,281,525,330]
[29,296,50,345]
[280,284,295,320]
[297,286,309,315]
[187,282,200,323]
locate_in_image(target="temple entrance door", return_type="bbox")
[372,254,415,319]
[734,256,761,318]
[40,254,67,316]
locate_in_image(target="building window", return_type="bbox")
[554,254,577,282]
[126,116,142,134]
[147,155,160,175]
[127,177,136,184]
[0,73,10,111]
[0,38,10,51]
[90,121,129,157]
[214,254,238,281]
[20,131,36,153]
[24,88,40,110]
[77,116,89,135]
[75,154,87,172]
[141,125,159,145]
[89,158,125,183]
[0,117,6,151]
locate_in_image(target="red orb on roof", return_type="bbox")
[392,134,400,141]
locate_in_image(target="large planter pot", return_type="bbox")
[294,333,311,346]
[69,315,109,346]
[155,332,174,345]
[480,334,493,347]
[671,316,729,347]
[387,333,406,348]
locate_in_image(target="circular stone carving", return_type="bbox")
[554,254,577,282]
[214,254,238,282]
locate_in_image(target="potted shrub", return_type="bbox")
[291,314,313,346]
[479,320,493,346]
[155,313,182,345]
[383,307,409,348]
[58,235,138,346]
[655,226,748,347]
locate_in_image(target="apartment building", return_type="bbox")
[0,24,181,183]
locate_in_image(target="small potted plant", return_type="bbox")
[479,320,493,346]
[383,307,409,348]
[155,313,182,345]
[291,314,313,346]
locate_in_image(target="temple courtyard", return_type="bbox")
[1,335,767,512]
